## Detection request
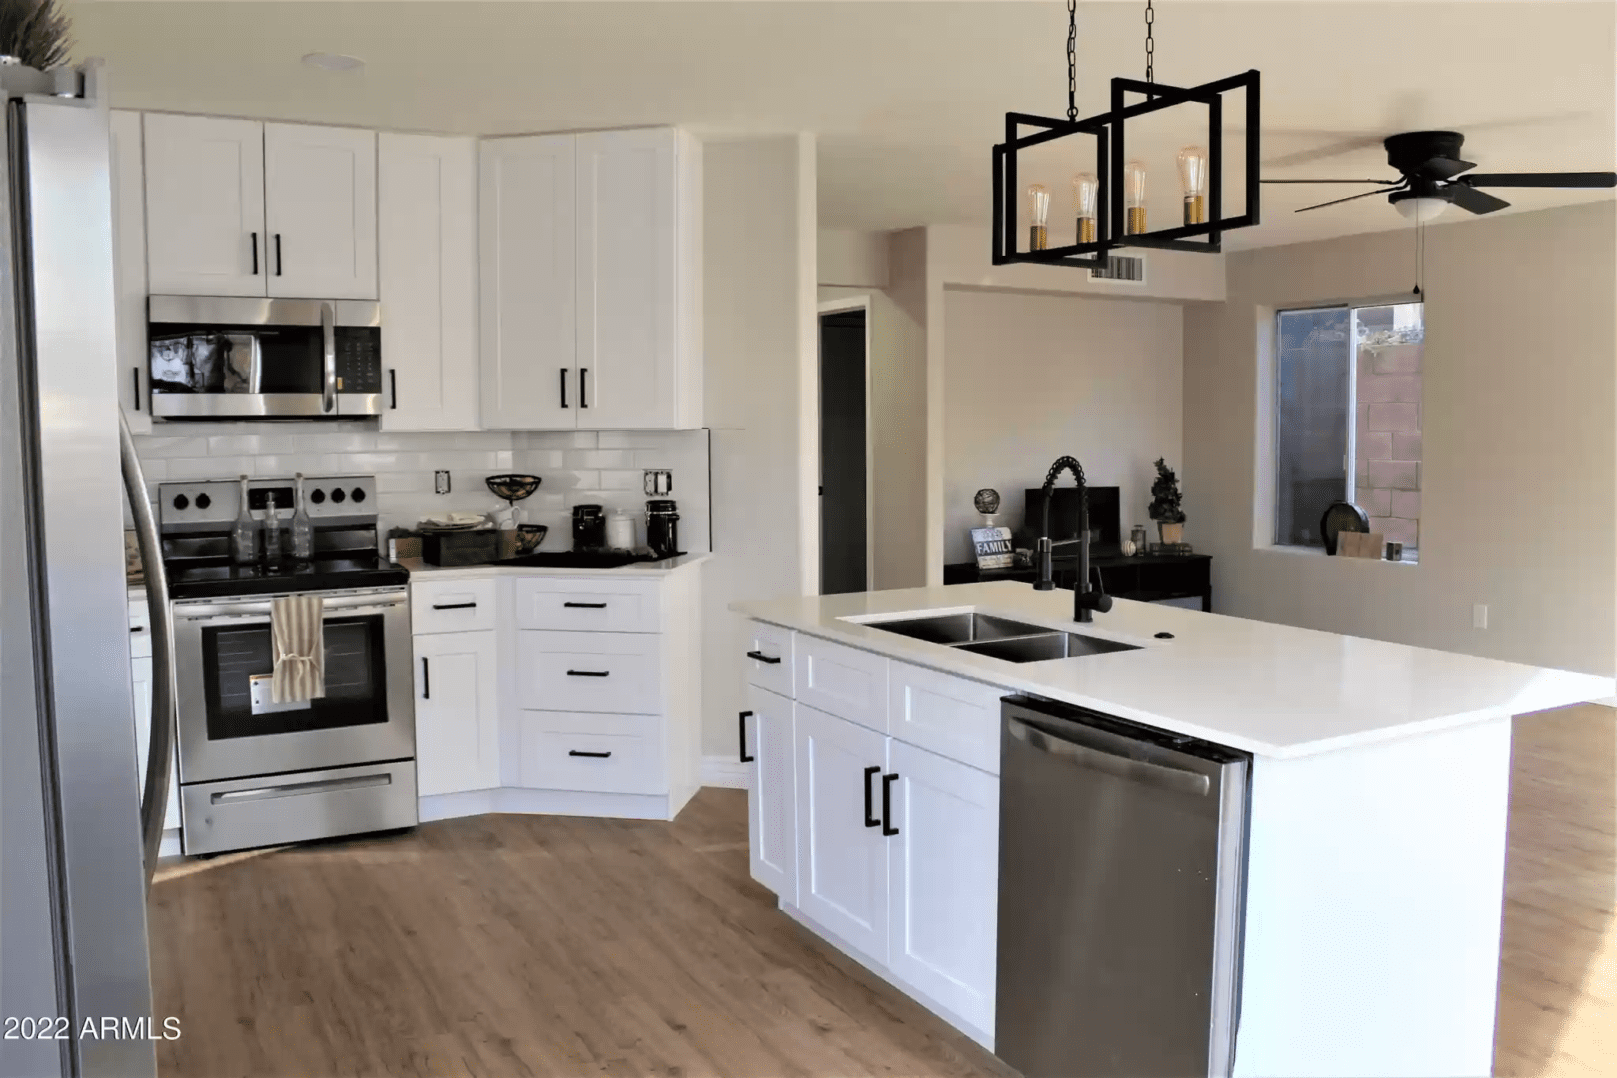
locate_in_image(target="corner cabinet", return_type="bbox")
[479,127,702,430]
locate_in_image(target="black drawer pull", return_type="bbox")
[739,710,754,763]
[566,669,610,678]
[746,650,782,665]
[432,602,477,610]
[882,772,900,837]
[863,765,881,828]
[564,601,608,609]
[568,750,612,759]
[130,625,145,633]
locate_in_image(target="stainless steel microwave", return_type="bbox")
[147,295,382,420]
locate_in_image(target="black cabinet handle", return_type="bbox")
[421,657,430,699]
[580,367,589,408]
[739,711,755,763]
[560,368,568,408]
[568,750,612,759]
[274,233,283,276]
[130,625,144,633]
[863,765,881,828]
[566,669,610,678]
[132,368,141,411]
[432,602,477,611]
[563,601,607,609]
[389,368,398,410]
[745,650,782,665]
[250,231,259,275]
[882,773,900,836]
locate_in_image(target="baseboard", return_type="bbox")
[700,755,751,790]
[158,828,181,859]
[418,786,672,823]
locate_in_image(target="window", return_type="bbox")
[1273,301,1423,560]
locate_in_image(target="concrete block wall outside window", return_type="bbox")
[1355,338,1423,553]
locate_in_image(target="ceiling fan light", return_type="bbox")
[1395,197,1448,222]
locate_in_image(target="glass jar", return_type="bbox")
[1130,524,1149,555]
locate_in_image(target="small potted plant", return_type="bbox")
[1149,458,1186,544]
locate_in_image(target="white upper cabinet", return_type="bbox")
[480,127,702,430]
[263,123,377,299]
[479,134,578,430]
[108,110,150,432]
[142,113,266,297]
[378,133,479,430]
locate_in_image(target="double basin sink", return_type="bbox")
[862,612,1140,664]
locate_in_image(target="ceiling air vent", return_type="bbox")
[1090,255,1146,284]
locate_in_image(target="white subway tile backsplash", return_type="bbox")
[565,449,632,469]
[167,456,255,479]
[252,454,340,477]
[597,469,643,491]
[522,430,599,450]
[548,470,600,490]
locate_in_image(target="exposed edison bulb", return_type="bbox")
[1177,146,1209,225]
[1027,183,1050,251]
[1124,160,1148,235]
[1072,173,1099,244]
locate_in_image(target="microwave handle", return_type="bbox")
[320,301,336,414]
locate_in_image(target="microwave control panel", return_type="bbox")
[335,327,383,395]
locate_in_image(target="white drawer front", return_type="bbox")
[514,577,660,633]
[127,598,152,658]
[517,630,661,714]
[744,621,795,696]
[517,712,665,794]
[411,578,497,634]
[888,661,1005,775]
[795,635,888,733]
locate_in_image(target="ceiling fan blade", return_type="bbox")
[1261,135,1386,171]
[1294,185,1406,213]
[1460,172,1617,189]
[1261,178,1404,185]
[1413,155,1476,181]
[1448,185,1512,215]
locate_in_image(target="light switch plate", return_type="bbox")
[435,470,451,495]
[1472,603,1488,629]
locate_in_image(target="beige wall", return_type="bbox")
[927,223,1227,302]
[942,290,1184,564]
[701,135,817,756]
[1184,200,1616,676]
[819,229,889,288]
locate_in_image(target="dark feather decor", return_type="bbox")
[0,0,72,71]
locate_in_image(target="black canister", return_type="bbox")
[645,499,680,559]
[572,504,606,551]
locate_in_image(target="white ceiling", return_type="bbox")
[68,1,1617,250]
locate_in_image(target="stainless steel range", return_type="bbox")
[159,475,417,855]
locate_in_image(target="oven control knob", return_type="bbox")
[310,488,325,504]
[172,494,188,511]
[195,493,211,509]
[350,487,366,503]
[331,488,346,504]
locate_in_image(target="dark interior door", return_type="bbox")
[819,309,867,595]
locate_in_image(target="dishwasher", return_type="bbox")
[995,695,1252,1078]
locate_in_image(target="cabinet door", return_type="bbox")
[142,113,266,297]
[109,110,150,432]
[886,740,999,1037]
[129,656,180,831]
[263,123,378,300]
[413,631,499,797]
[479,135,577,430]
[574,128,681,429]
[378,133,479,430]
[746,684,797,902]
[794,703,888,964]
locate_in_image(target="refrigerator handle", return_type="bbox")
[1006,716,1212,797]
[119,411,176,889]
[320,301,336,414]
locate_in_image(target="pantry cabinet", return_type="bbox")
[378,133,480,430]
[109,110,150,432]
[412,629,500,797]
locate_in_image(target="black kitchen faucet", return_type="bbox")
[1034,456,1113,623]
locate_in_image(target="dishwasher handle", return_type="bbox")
[1007,717,1211,797]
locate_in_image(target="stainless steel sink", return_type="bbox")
[864,612,1057,646]
[955,632,1141,663]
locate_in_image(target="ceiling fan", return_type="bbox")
[1262,131,1617,219]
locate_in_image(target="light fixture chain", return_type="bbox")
[1144,0,1155,83]
[1066,0,1078,122]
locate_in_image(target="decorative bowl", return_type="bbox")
[486,473,542,504]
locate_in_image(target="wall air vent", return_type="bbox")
[1089,255,1146,284]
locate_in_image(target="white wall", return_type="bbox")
[926,223,1227,302]
[1185,200,1616,676]
[818,228,889,288]
[941,289,1184,563]
[701,134,817,756]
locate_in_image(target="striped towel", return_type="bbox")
[270,595,326,703]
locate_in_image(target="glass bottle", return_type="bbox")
[290,473,315,561]
[261,489,282,567]
[230,475,258,565]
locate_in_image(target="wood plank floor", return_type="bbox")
[150,704,1615,1078]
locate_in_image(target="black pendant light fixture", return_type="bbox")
[993,0,1262,265]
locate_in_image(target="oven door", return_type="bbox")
[172,587,415,784]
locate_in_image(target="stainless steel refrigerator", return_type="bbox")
[1,60,172,1078]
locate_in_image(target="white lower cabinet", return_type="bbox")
[128,597,179,832]
[413,630,499,796]
[745,684,797,901]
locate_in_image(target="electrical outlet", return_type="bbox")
[434,470,451,495]
[1472,604,1488,630]
[643,469,672,495]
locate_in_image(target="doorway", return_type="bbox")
[818,303,870,595]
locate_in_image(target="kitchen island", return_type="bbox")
[730,581,1614,1078]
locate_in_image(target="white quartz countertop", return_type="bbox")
[400,552,709,579]
[732,582,1615,758]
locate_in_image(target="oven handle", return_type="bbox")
[120,412,175,892]
[210,771,392,805]
[320,300,336,414]
[174,590,409,622]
